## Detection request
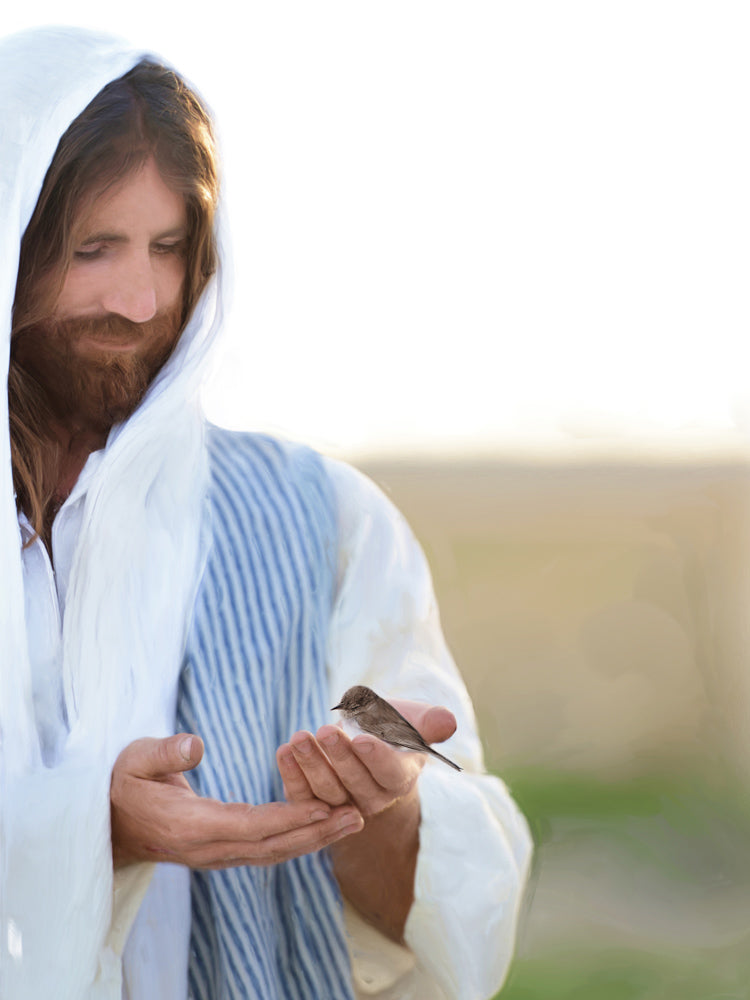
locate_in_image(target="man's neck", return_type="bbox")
[53,428,106,496]
[42,418,109,549]
[53,414,109,489]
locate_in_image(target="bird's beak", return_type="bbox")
[331,702,343,711]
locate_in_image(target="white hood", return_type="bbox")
[0,27,226,997]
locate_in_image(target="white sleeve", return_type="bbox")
[323,457,532,1000]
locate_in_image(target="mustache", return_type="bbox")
[48,307,183,344]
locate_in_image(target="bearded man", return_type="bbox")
[0,26,531,1000]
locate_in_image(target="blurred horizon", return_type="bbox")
[328,424,750,464]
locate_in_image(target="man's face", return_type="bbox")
[13,157,188,434]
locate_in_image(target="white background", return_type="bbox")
[6,3,750,457]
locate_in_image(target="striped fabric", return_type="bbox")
[176,428,355,1000]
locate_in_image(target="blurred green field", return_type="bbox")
[498,771,750,1000]
[494,768,750,999]
[499,946,747,1000]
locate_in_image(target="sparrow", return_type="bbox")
[332,685,462,772]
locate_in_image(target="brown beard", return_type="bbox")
[11,304,183,437]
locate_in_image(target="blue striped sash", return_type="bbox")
[177,428,355,1000]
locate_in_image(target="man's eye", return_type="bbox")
[152,241,185,256]
[73,246,104,260]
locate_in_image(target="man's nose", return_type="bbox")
[101,261,158,323]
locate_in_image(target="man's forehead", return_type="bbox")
[72,159,187,241]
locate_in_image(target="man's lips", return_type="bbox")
[77,333,143,353]
[53,312,148,350]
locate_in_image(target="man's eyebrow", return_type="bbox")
[78,231,128,246]
[77,226,188,245]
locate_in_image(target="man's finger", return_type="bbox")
[316,727,422,811]
[115,733,205,780]
[288,732,350,806]
[183,807,366,869]
[316,726,387,796]
[276,744,316,801]
[166,795,347,847]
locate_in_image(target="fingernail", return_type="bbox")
[310,809,330,822]
[339,811,362,830]
[180,736,193,761]
[294,739,313,755]
[353,738,375,754]
[321,731,339,747]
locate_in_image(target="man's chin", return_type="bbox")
[71,357,154,432]
[12,306,183,435]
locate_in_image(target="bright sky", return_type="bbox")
[6,3,750,457]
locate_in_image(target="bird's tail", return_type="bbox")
[429,746,462,772]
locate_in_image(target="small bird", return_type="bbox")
[332,685,462,772]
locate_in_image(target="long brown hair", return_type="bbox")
[9,60,220,537]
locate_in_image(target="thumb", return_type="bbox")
[390,700,458,745]
[117,733,205,780]
[408,705,457,745]
[422,706,458,745]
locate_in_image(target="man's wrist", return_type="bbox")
[330,783,421,943]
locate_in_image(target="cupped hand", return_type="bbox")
[276,699,457,941]
[276,700,457,818]
[110,733,364,870]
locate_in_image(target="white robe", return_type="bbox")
[2,25,531,999]
[0,26,223,998]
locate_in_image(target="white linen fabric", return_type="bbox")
[0,27,225,998]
